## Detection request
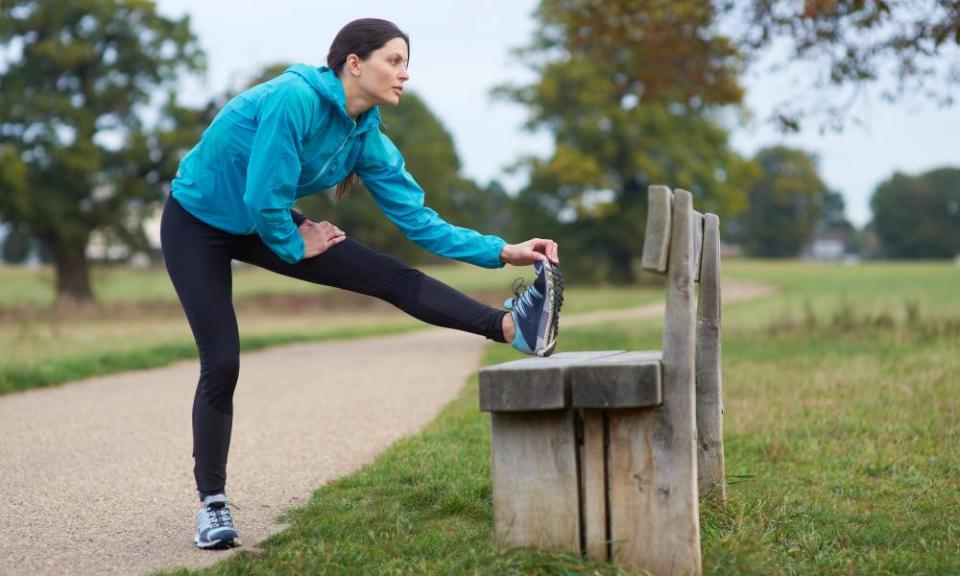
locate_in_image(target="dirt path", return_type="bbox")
[0,281,773,575]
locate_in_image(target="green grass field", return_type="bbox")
[142,260,959,575]
[3,260,958,573]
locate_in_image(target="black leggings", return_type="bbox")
[160,196,508,499]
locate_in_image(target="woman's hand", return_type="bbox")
[299,219,346,258]
[499,238,560,266]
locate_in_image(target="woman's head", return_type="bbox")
[328,19,410,107]
[328,19,410,200]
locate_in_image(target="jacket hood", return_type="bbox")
[284,63,382,134]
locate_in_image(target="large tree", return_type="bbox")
[0,0,204,307]
[499,0,754,283]
[871,167,960,259]
[734,146,829,257]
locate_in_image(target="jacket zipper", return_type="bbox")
[301,121,357,190]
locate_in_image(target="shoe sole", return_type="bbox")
[535,262,564,357]
[195,533,241,550]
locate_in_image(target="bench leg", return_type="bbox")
[490,411,580,552]
[607,407,702,576]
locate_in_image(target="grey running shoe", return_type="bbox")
[505,259,564,357]
[194,493,240,549]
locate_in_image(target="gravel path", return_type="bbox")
[0,282,772,575]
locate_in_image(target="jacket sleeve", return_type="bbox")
[243,83,312,263]
[355,129,507,269]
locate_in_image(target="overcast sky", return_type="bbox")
[156,0,960,227]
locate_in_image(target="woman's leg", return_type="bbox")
[161,197,242,500]
[236,232,509,343]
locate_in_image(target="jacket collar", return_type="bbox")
[283,63,382,135]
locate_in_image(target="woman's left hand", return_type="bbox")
[499,238,560,266]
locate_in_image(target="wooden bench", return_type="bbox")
[479,186,725,575]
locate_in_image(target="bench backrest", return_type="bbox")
[642,185,725,501]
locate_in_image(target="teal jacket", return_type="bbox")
[171,64,506,267]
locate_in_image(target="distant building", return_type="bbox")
[802,228,854,261]
[83,205,163,268]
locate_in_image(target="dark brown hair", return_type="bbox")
[327,19,410,200]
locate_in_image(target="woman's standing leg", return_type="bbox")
[161,197,242,501]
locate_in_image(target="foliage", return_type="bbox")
[0,0,205,305]
[0,226,42,264]
[870,166,960,258]
[818,189,853,232]
[734,146,829,258]
[500,0,754,283]
[724,0,960,130]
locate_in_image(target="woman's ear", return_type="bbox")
[345,54,361,77]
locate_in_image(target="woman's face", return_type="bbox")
[354,37,410,106]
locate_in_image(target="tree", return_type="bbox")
[0,0,204,307]
[725,0,960,131]
[499,0,754,283]
[871,167,960,258]
[734,146,828,257]
[819,190,853,233]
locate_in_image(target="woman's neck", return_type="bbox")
[338,73,373,120]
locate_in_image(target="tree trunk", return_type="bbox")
[49,236,95,309]
[606,247,636,284]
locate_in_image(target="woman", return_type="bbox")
[161,18,563,549]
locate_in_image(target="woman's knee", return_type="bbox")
[385,265,424,289]
[199,354,240,411]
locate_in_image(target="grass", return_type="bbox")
[722,259,960,328]
[0,261,527,307]
[0,261,655,310]
[0,320,422,396]
[150,260,960,575]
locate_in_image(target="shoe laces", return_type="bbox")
[509,277,541,320]
[504,278,525,311]
[511,277,526,299]
[203,500,239,529]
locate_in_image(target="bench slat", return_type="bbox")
[581,409,608,561]
[696,213,726,502]
[693,210,704,283]
[569,351,662,409]
[479,351,623,412]
[641,185,673,273]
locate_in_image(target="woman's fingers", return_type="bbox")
[299,220,347,258]
[315,221,346,241]
[528,238,559,264]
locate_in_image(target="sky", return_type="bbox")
[155,0,960,228]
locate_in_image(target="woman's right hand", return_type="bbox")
[299,219,346,258]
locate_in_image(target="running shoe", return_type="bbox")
[194,493,240,549]
[504,258,564,357]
